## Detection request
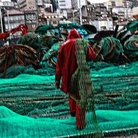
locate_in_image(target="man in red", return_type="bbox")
[55,29,96,130]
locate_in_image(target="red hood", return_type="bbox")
[67,29,82,39]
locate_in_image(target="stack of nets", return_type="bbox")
[0,61,138,137]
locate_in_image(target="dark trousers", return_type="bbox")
[68,95,86,127]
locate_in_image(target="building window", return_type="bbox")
[5,24,8,30]
[16,16,18,21]
[4,17,8,22]
[10,16,13,21]
[53,20,57,24]
[111,1,116,7]
[59,4,66,7]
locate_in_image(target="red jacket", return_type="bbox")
[55,29,96,93]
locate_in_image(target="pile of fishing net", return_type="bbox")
[0,105,138,138]
[17,33,59,51]
[35,23,90,38]
[0,64,55,78]
[15,20,138,69]
[35,24,55,35]
[0,20,138,138]
[0,61,138,137]
[95,34,138,64]
[124,35,138,61]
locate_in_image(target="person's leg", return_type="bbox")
[76,104,86,130]
[69,94,86,129]
[68,95,76,117]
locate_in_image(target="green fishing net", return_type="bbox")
[0,21,138,138]
[35,24,55,35]
[124,35,138,61]
[116,20,138,43]
[98,36,124,63]
[0,61,138,137]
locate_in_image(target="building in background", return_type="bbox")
[56,0,72,20]
[18,0,37,11]
[0,0,137,33]
[3,9,25,37]
[37,0,54,13]
[18,0,38,32]
[37,0,60,27]
[58,0,72,9]
[38,12,60,26]
[0,0,14,33]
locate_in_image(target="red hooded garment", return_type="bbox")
[55,29,96,94]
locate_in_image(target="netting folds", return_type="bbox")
[0,61,138,137]
[70,39,103,137]
[0,45,138,137]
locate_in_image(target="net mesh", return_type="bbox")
[0,60,138,137]
[1,20,138,137]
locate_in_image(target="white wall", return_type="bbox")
[92,19,113,31]
[58,0,72,9]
